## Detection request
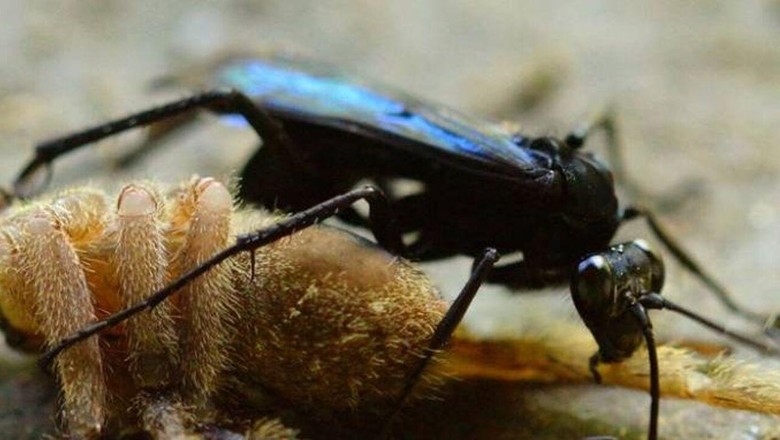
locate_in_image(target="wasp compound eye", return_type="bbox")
[631,239,665,293]
[571,254,614,323]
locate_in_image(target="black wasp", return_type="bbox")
[12,53,778,440]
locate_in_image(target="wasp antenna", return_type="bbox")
[639,293,780,355]
[377,247,499,439]
[627,300,659,440]
[624,207,767,325]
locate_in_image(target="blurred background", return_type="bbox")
[1,0,780,438]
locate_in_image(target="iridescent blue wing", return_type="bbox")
[214,54,541,174]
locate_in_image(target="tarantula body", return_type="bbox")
[0,177,449,438]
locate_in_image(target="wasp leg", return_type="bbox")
[390,191,501,261]
[588,352,603,384]
[323,178,400,229]
[638,292,779,354]
[583,300,658,440]
[622,207,769,328]
[13,90,292,199]
[481,259,571,290]
[389,192,462,260]
[235,184,404,259]
[378,248,499,439]
[566,109,700,212]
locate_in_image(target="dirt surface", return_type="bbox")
[1,1,780,438]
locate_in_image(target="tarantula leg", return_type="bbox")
[114,184,179,388]
[137,392,194,440]
[14,212,106,436]
[169,177,237,409]
[40,185,396,366]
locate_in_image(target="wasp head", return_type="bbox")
[570,240,664,363]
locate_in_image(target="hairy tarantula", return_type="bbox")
[0,176,496,439]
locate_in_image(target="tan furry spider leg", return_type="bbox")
[113,184,178,388]
[137,392,195,440]
[114,184,198,439]
[13,207,106,436]
[246,418,301,440]
[170,177,237,410]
